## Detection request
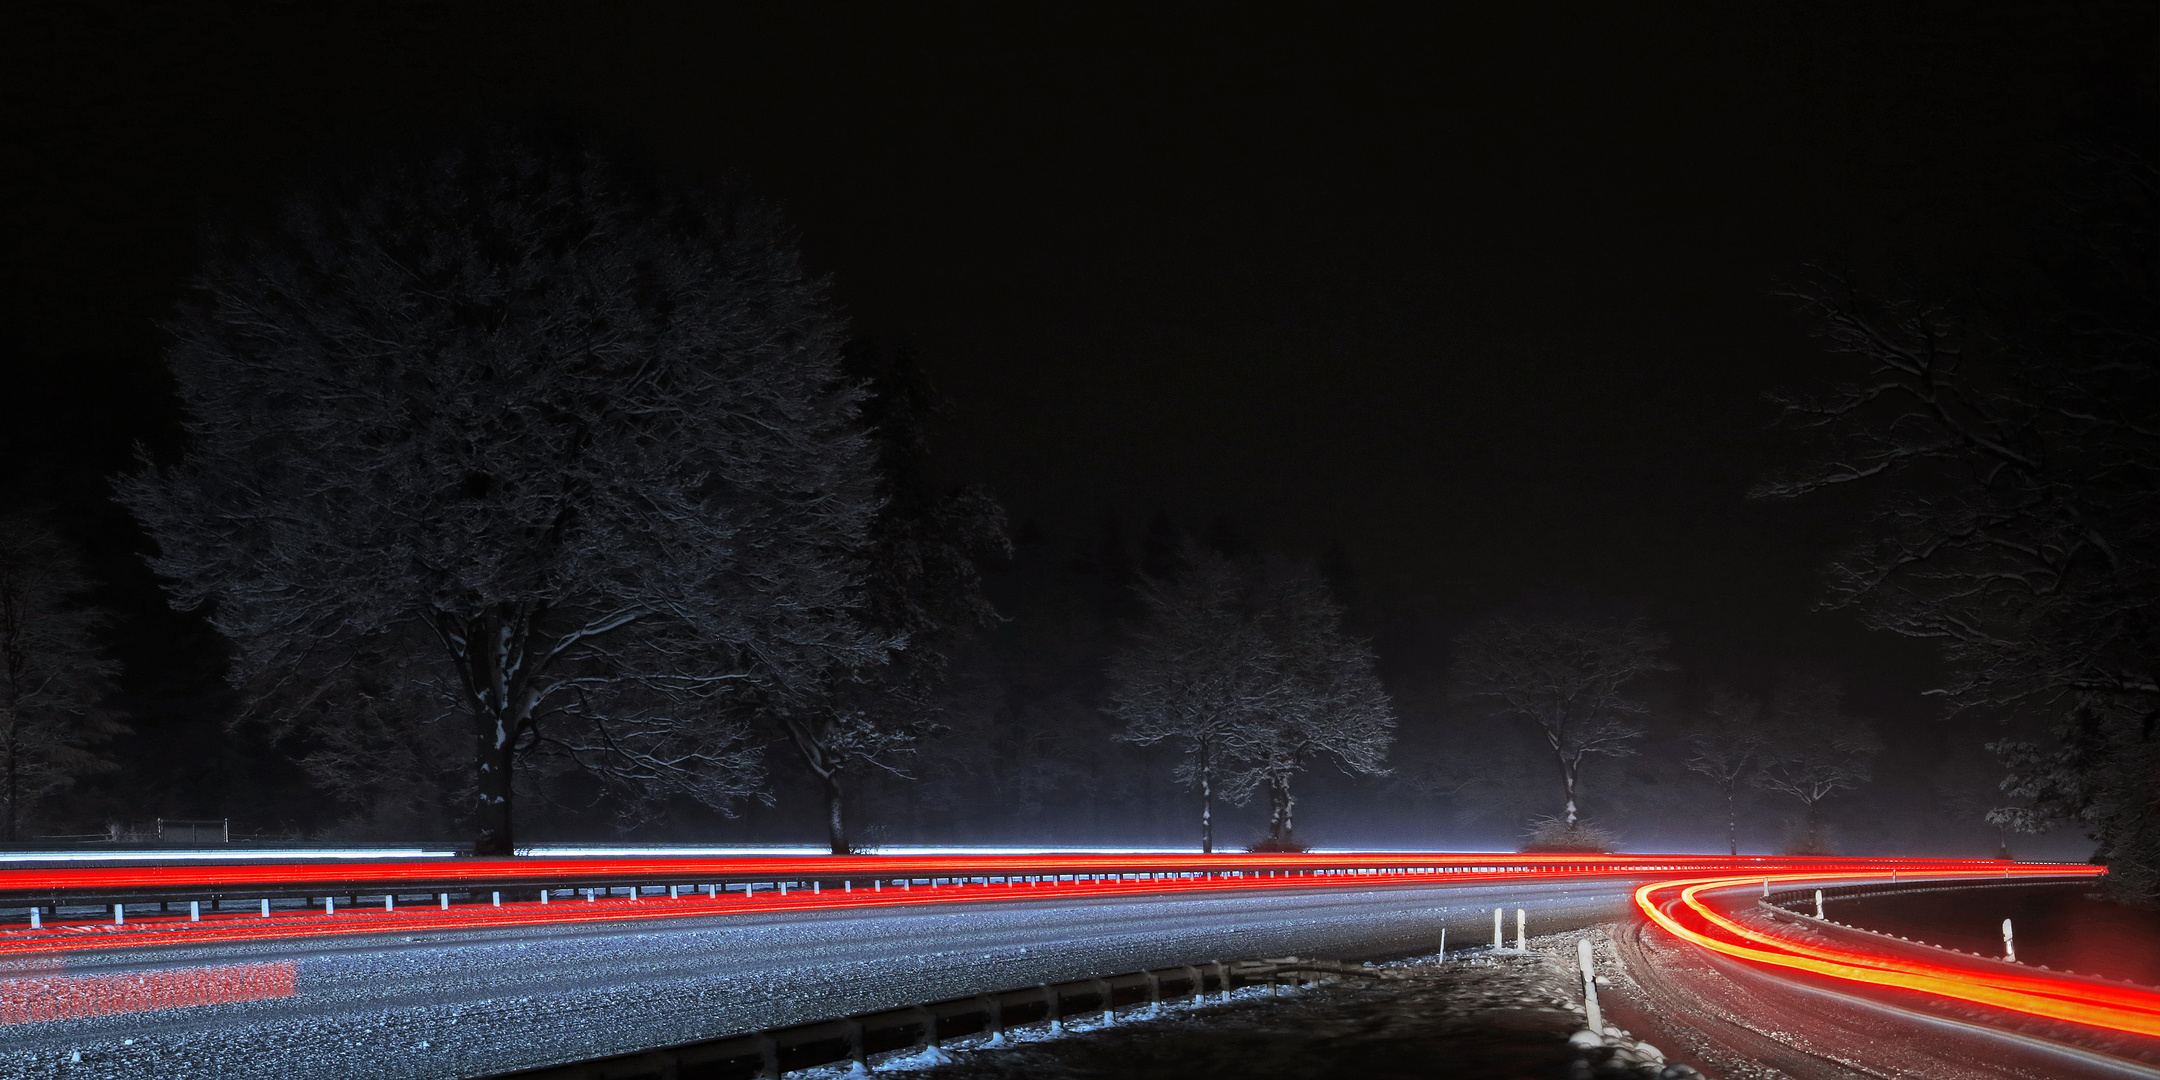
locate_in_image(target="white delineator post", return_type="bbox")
[2003,919,2017,962]
[189,900,201,922]
[261,899,271,918]
[1515,909,1527,951]
[1578,937,1602,1033]
[1439,927,1447,961]
[29,908,40,929]
[1493,907,1504,950]
[1815,890,1824,919]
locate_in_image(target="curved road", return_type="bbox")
[0,879,1632,1080]
[1605,893,2160,1080]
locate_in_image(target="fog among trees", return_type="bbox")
[0,111,2127,870]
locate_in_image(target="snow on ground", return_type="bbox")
[0,881,1633,1079]
[843,930,1702,1080]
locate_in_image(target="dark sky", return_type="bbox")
[3,3,2149,737]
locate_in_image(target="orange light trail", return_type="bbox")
[1633,867,2160,1038]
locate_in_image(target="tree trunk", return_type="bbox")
[822,769,849,855]
[1559,754,1580,828]
[1198,743,1214,854]
[440,607,536,858]
[472,710,517,856]
[1268,773,1295,843]
[4,731,16,844]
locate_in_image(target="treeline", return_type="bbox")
[4,115,2143,881]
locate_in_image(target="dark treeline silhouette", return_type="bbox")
[0,116,2082,863]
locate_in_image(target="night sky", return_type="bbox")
[3,4,2149,844]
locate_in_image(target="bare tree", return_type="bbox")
[1762,277,2158,885]
[1105,551,1283,852]
[1451,616,1667,836]
[1752,674,1877,853]
[776,348,1009,854]
[118,122,888,855]
[1225,562,1393,848]
[1685,688,1768,856]
[0,509,121,841]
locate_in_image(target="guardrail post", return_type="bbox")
[1143,970,1162,1015]
[844,1018,866,1071]
[1093,978,1115,1022]
[981,993,1006,1044]
[756,1033,780,1080]
[2003,918,2016,962]
[1214,960,1231,1000]
[1578,937,1602,1033]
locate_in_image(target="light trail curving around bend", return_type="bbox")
[1633,866,2160,1039]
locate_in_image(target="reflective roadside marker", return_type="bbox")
[114,904,124,925]
[491,891,501,907]
[541,889,550,904]
[261,899,271,918]
[190,900,201,922]
[385,894,395,912]
[1579,938,1602,1032]
[1515,909,1526,951]
[1815,890,1824,919]
[2004,918,2017,962]
[325,896,335,915]
[440,893,449,910]
[29,908,40,929]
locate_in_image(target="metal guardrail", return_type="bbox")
[493,955,1400,1080]
[1762,874,2096,915]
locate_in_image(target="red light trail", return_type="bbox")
[2,851,2137,1047]
[1632,866,2160,1038]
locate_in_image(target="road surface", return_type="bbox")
[0,878,1633,1080]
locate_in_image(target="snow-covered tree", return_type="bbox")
[1759,149,2157,894]
[1451,616,1666,836]
[1685,688,1768,856]
[1225,562,1393,848]
[776,348,1009,854]
[1752,674,1876,853]
[118,121,888,855]
[0,509,121,840]
[1105,551,1282,852]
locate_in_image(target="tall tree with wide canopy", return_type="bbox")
[1451,616,1667,838]
[1225,562,1394,849]
[119,121,887,855]
[1760,148,2158,896]
[775,347,1009,854]
[1105,550,1282,852]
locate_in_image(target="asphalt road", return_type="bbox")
[0,878,1637,1080]
[1605,897,2160,1080]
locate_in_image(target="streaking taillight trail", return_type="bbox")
[1632,866,2160,1038]
[4,850,2139,1045]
